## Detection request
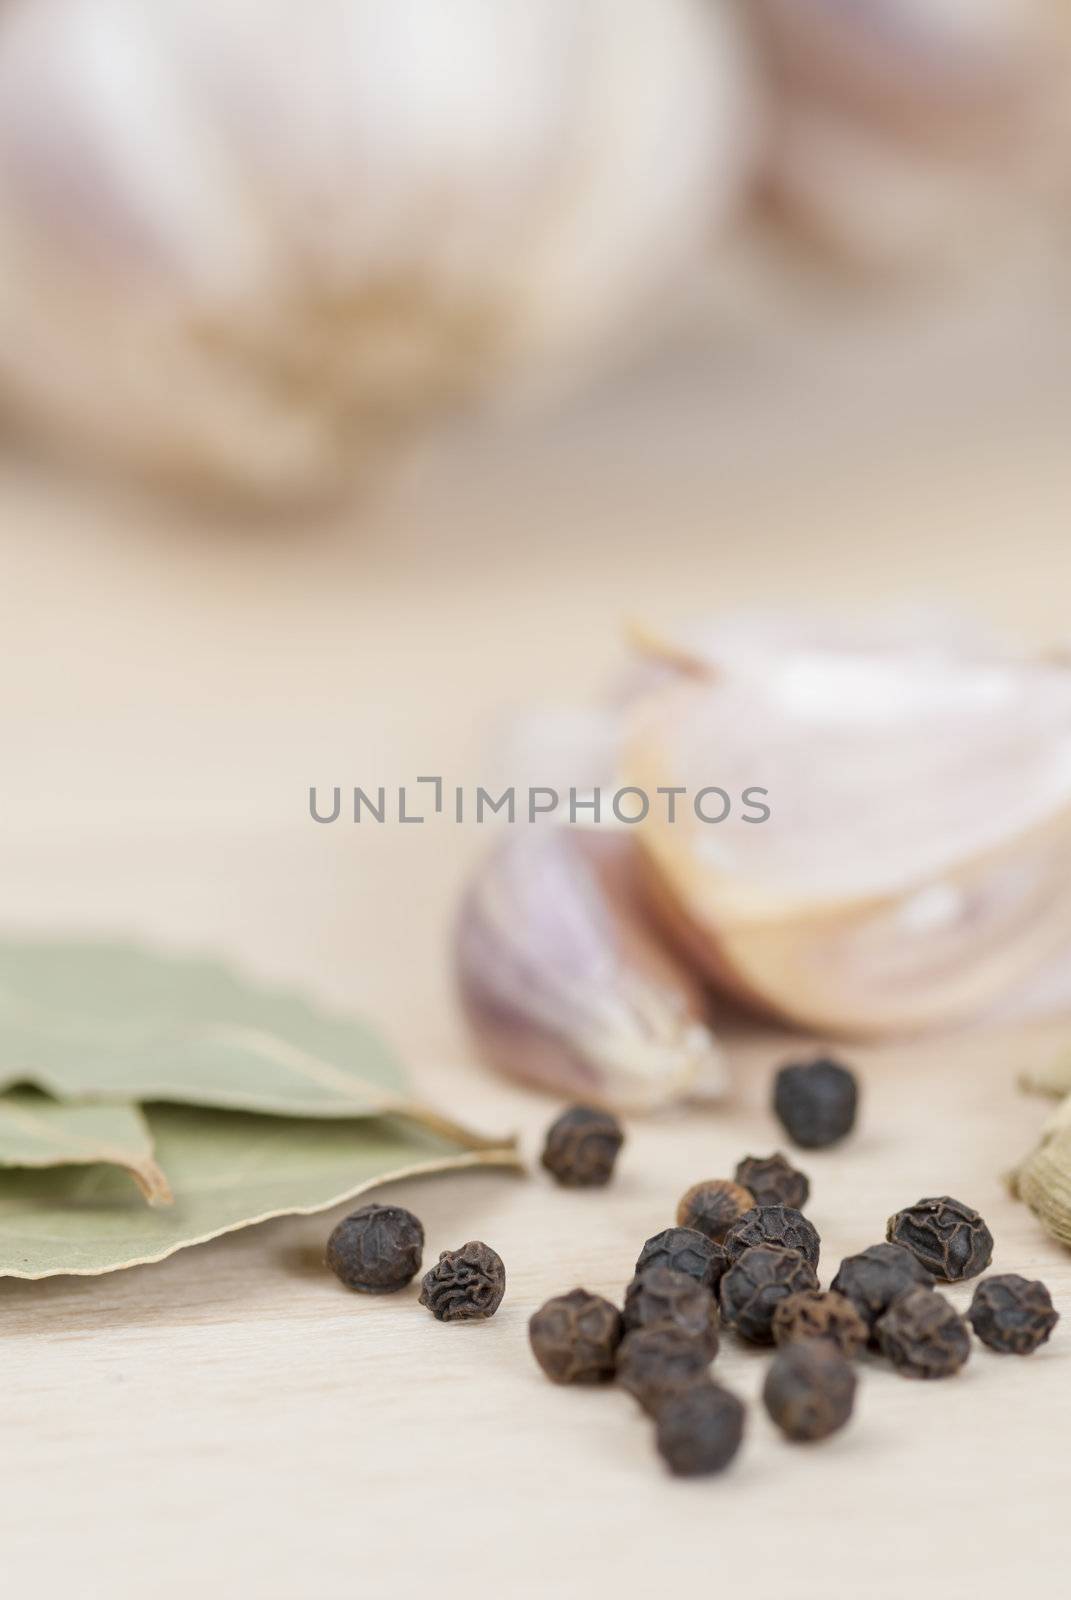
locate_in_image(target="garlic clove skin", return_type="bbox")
[455,827,727,1111]
[640,814,1071,1037]
[621,618,1071,1037]
[625,606,1009,687]
[0,0,754,503]
[482,706,626,814]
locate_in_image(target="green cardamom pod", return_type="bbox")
[1013,1095,1071,1249]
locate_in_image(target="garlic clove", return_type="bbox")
[621,617,1071,1036]
[751,0,1062,139]
[455,827,727,1111]
[625,606,1009,685]
[747,0,1071,272]
[482,705,625,813]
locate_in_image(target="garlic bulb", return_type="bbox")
[455,827,727,1111]
[747,0,1070,271]
[621,614,1071,1036]
[0,0,752,502]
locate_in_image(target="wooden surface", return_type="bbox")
[2,300,1071,1598]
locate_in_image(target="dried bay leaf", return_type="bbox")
[0,1105,521,1278]
[0,1089,171,1204]
[0,939,422,1120]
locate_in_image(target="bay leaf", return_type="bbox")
[0,1088,171,1204]
[0,1104,521,1278]
[0,939,412,1119]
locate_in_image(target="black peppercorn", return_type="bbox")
[541,1105,624,1187]
[616,1323,714,1414]
[529,1289,623,1383]
[886,1195,994,1282]
[719,1245,819,1345]
[773,1057,858,1148]
[676,1178,755,1243]
[830,1243,934,1335]
[967,1274,1059,1355]
[623,1267,719,1358]
[654,1382,746,1477]
[635,1227,727,1292]
[876,1286,971,1378]
[326,1202,424,1293]
[771,1289,868,1359]
[734,1152,810,1211]
[763,1339,857,1442]
[723,1205,821,1270]
[419,1240,506,1322]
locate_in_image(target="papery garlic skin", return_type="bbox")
[622,617,1071,1036]
[455,827,727,1111]
[0,0,753,502]
[747,0,1070,272]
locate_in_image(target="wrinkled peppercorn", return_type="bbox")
[886,1195,994,1282]
[830,1243,934,1334]
[529,1289,623,1383]
[723,1205,821,1270]
[623,1267,719,1358]
[771,1289,868,1359]
[419,1240,506,1322]
[763,1339,857,1442]
[541,1105,624,1187]
[676,1178,755,1243]
[617,1323,714,1413]
[876,1286,971,1378]
[968,1274,1060,1355]
[326,1202,424,1293]
[734,1152,810,1211]
[635,1227,727,1292]
[773,1057,858,1148]
[654,1382,746,1477]
[719,1245,819,1344]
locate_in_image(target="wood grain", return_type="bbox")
[2,314,1070,1598]
[1,1025,1067,1599]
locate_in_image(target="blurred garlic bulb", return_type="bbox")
[455,827,727,1111]
[0,0,752,503]
[748,0,1070,271]
[622,615,1071,1036]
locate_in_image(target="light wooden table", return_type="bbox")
[2,298,1070,1598]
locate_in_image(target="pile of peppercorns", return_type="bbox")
[322,1054,1059,1479]
[529,1058,1060,1477]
